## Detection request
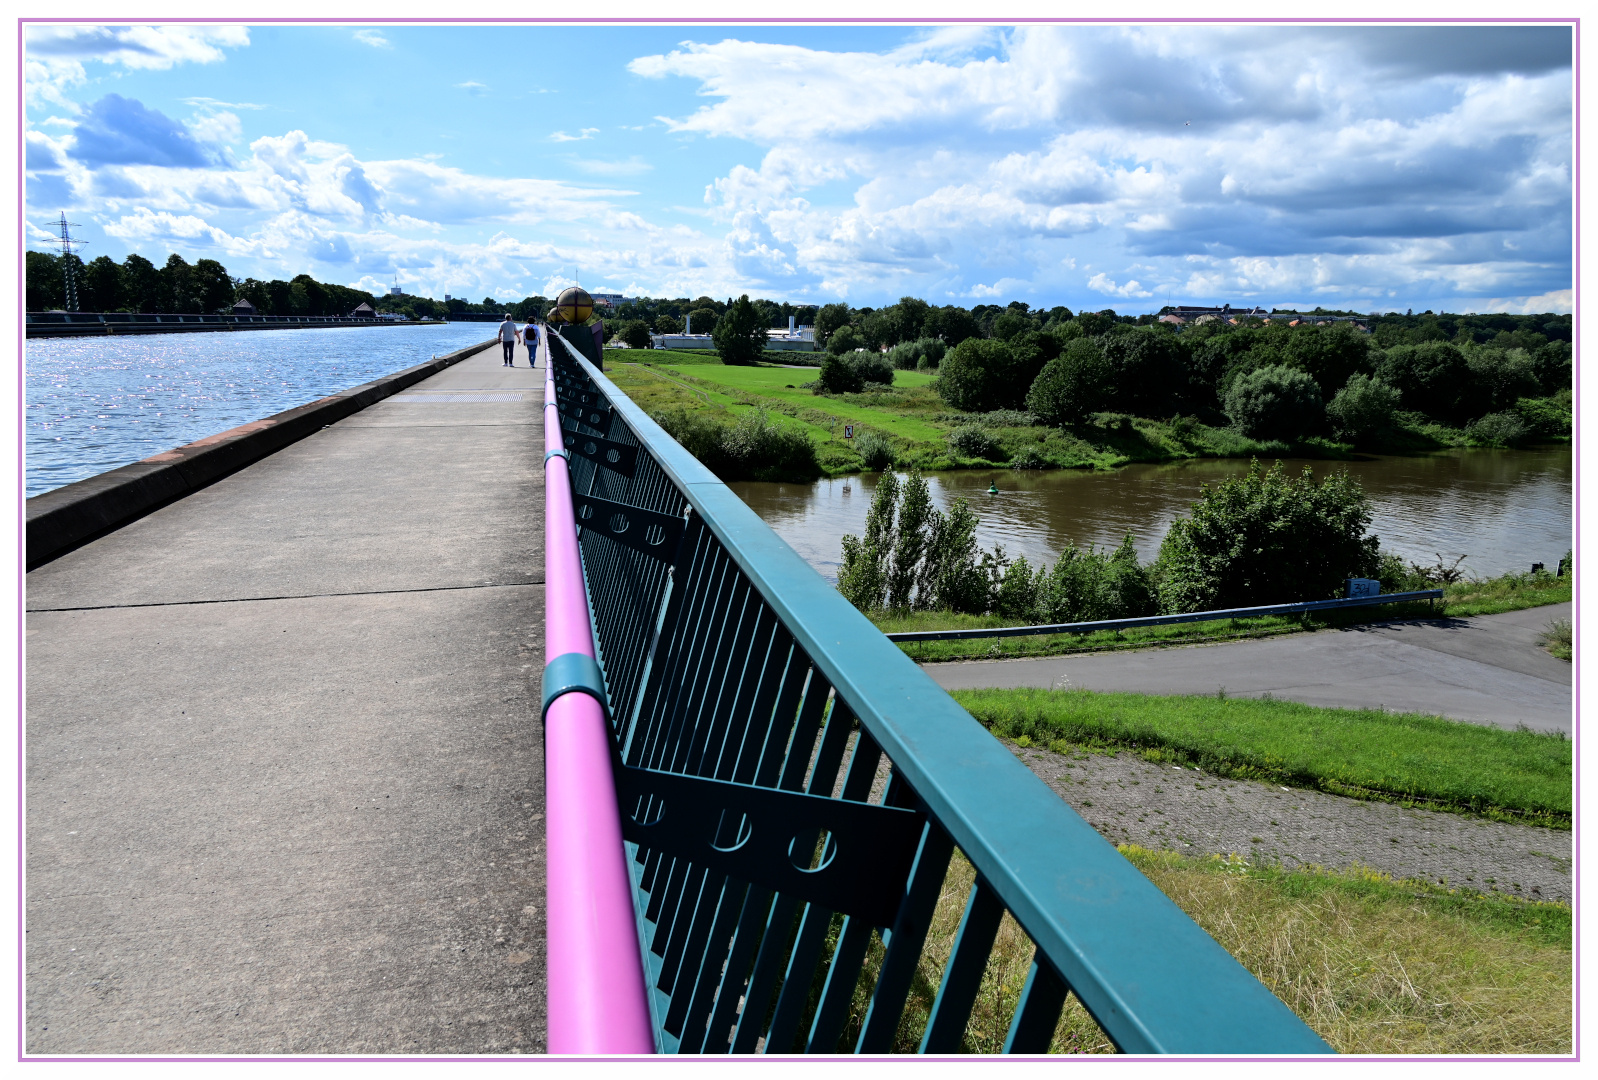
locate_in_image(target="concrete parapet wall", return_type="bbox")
[25,338,497,569]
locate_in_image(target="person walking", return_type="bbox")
[522,316,541,368]
[497,313,517,366]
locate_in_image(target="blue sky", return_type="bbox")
[23,21,1575,313]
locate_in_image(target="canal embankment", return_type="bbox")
[25,338,550,1053]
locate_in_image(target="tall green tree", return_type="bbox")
[80,255,123,311]
[711,294,768,365]
[26,251,63,310]
[193,259,234,313]
[119,255,162,313]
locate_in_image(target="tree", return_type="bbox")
[26,251,63,310]
[119,254,162,313]
[75,255,121,311]
[1155,460,1380,612]
[1101,330,1189,415]
[291,274,328,316]
[1377,342,1471,422]
[160,253,197,313]
[656,313,683,334]
[886,296,930,346]
[193,259,235,313]
[1326,374,1400,442]
[826,325,863,355]
[922,305,979,348]
[1026,338,1112,425]
[815,303,851,346]
[936,338,1020,412]
[1283,323,1375,397]
[686,307,719,334]
[815,354,863,394]
[1224,365,1325,440]
[711,293,767,365]
[617,320,653,349]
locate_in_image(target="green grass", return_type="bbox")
[949,688,1572,825]
[1440,569,1571,617]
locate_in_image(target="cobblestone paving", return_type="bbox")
[1006,740,1572,903]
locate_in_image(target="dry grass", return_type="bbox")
[823,848,1571,1055]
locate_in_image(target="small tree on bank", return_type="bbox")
[712,294,768,365]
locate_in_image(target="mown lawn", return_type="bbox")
[949,688,1571,825]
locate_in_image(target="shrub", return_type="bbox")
[1036,535,1156,623]
[1155,459,1380,613]
[815,353,864,394]
[1463,347,1539,416]
[936,337,1021,412]
[1532,340,1572,395]
[887,336,946,370]
[1516,390,1572,437]
[1026,338,1112,425]
[826,325,864,355]
[1101,330,1189,415]
[711,294,768,366]
[1326,373,1400,442]
[853,351,895,385]
[856,432,896,471]
[1282,323,1376,397]
[648,407,820,482]
[1010,446,1045,470]
[948,424,1003,459]
[1463,411,1531,448]
[1223,364,1325,440]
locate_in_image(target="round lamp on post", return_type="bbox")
[556,287,593,325]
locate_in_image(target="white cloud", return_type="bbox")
[26,25,250,110]
[1087,273,1153,299]
[354,29,392,49]
[455,81,489,97]
[550,128,599,142]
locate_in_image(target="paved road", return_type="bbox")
[925,603,1573,733]
[25,339,550,1053]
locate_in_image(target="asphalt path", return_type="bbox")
[925,603,1573,733]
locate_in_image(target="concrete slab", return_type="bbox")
[924,604,1573,734]
[25,341,552,1053]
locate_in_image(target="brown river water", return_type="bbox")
[726,446,1573,585]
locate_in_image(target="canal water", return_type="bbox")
[25,324,497,498]
[728,447,1574,583]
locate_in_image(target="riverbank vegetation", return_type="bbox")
[828,845,1569,1053]
[601,297,1569,477]
[951,688,1571,826]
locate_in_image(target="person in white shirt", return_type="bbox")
[497,314,518,366]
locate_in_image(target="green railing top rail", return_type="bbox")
[549,336,1332,1055]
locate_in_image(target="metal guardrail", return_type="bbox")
[885,590,1445,643]
[543,332,1334,1056]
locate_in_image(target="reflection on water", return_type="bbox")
[25,324,497,497]
[728,448,1573,583]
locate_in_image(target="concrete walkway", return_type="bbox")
[925,604,1573,734]
[25,339,550,1053]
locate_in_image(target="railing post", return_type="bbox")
[542,359,655,1054]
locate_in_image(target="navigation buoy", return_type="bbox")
[987,482,1000,495]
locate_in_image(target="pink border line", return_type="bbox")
[18,14,1578,1060]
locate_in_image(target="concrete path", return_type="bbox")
[25,339,550,1053]
[925,604,1573,734]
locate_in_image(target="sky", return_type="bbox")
[21,20,1576,314]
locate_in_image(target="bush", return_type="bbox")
[1516,390,1572,437]
[886,337,946,370]
[826,325,864,355]
[1223,364,1325,440]
[1010,446,1045,470]
[1325,373,1400,442]
[936,337,1021,412]
[1532,340,1572,395]
[1464,347,1540,415]
[711,294,768,365]
[1463,411,1531,448]
[1035,535,1156,623]
[853,351,895,385]
[948,424,1003,460]
[855,432,896,470]
[1155,459,1380,613]
[1101,330,1189,415]
[1282,323,1376,397]
[648,407,820,482]
[815,353,864,394]
[1026,338,1112,425]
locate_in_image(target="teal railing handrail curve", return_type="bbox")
[547,335,1334,1056]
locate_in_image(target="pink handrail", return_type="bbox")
[542,344,655,1054]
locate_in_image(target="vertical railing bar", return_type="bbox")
[677,578,759,777]
[761,903,836,1054]
[638,541,728,774]
[746,642,807,788]
[774,669,831,792]
[707,605,780,782]
[651,548,738,775]
[698,883,775,1054]
[730,894,802,1054]
[662,870,731,1030]
[670,875,751,1046]
[918,878,1006,1054]
[1002,955,1072,1054]
[854,815,957,1052]
[632,526,716,771]
[655,864,710,990]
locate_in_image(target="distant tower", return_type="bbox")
[390,275,402,297]
[46,211,87,311]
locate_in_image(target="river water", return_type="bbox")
[24,324,496,498]
[728,447,1574,583]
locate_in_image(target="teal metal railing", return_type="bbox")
[546,335,1334,1056]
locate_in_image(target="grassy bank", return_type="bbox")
[809,847,1569,1054]
[876,569,1569,663]
[949,688,1571,825]
[603,353,1565,477]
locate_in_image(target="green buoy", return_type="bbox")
[987,482,1000,495]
